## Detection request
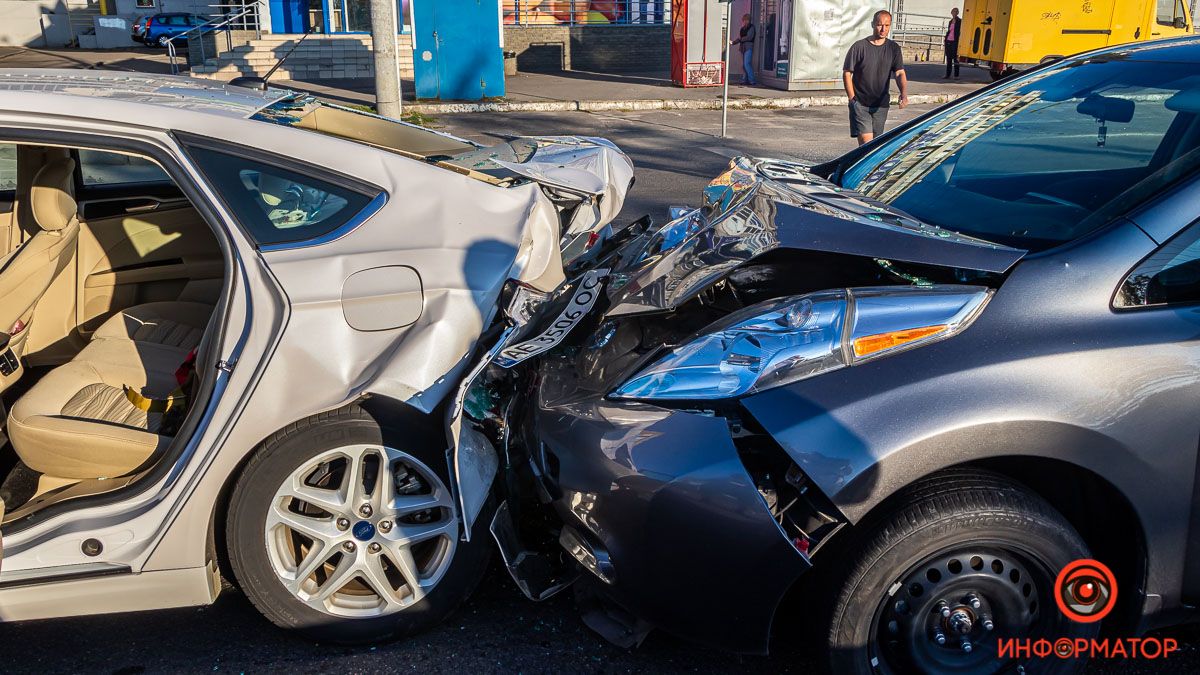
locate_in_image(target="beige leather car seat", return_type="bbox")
[7,302,212,481]
[92,301,213,351]
[0,158,81,358]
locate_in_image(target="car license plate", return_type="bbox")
[494,268,607,368]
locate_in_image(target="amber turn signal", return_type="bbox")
[853,325,947,358]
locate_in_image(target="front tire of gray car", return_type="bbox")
[226,405,491,644]
[825,469,1098,674]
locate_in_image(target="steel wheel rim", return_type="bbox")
[264,444,458,618]
[869,544,1054,675]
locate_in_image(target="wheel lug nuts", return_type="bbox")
[961,637,973,653]
[966,593,982,609]
[933,628,947,645]
[359,504,373,518]
[936,601,951,618]
[378,520,392,533]
[336,517,351,530]
[983,616,995,631]
[342,541,357,553]
[368,542,382,554]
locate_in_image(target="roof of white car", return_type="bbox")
[0,69,292,120]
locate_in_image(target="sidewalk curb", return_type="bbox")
[405,92,960,115]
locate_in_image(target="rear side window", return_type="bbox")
[183,142,380,247]
[79,148,171,187]
[1115,224,1200,308]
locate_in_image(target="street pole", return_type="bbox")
[369,0,403,117]
[720,0,731,138]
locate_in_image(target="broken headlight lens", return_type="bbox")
[611,286,992,400]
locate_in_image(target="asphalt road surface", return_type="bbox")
[437,104,935,229]
[6,105,1200,673]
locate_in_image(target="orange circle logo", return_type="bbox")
[1054,559,1117,623]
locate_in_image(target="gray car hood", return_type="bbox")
[602,158,1027,317]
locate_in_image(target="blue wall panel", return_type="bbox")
[269,0,308,34]
[413,0,505,100]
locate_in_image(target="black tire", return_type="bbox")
[826,469,1098,675]
[226,405,492,644]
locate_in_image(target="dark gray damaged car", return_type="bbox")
[475,37,1200,673]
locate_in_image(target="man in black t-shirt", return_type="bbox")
[843,10,909,145]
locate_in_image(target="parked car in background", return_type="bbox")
[132,13,216,47]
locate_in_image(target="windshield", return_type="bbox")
[842,55,1200,250]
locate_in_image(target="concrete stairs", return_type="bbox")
[67,0,103,44]
[190,34,414,81]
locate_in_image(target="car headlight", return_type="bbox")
[611,285,992,400]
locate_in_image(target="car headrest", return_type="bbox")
[30,158,78,233]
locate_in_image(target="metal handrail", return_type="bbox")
[892,11,950,36]
[166,5,259,75]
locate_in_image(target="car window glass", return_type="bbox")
[1156,0,1184,26]
[78,149,171,187]
[0,143,16,193]
[1116,223,1200,308]
[190,15,208,25]
[167,15,187,25]
[183,143,378,247]
[842,59,1200,251]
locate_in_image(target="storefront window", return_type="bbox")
[345,0,370,31]
[328,0,344,31]
[759,0,776,71]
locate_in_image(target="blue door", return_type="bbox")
[412,0,505,100]
[269,0,308,33]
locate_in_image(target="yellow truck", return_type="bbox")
[960,0,1193,79]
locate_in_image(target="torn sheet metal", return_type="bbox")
[602,158,1027,317]
[449,136,635,253]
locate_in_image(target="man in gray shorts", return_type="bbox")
[843,10,909,145]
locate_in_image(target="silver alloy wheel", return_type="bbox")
[265,444,458,618]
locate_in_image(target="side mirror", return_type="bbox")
[1174,16,1188,29]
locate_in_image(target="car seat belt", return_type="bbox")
[122,349,198,431]
[123,384,186,414]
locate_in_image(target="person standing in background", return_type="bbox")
[944,7,962,78]
[843,10,908,145]
[731,14,757,86]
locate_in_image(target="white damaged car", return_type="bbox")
[0,69,631,642]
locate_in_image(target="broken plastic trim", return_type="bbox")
[445,325,514,541]
[489,500,579,601]
[445,280,559,540]
[560,525,615,585]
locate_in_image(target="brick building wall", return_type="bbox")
[505,25,670,73]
